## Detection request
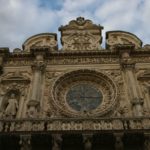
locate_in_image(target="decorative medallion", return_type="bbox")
[51,69,118,117]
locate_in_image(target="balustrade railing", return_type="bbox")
[0,117,150,133]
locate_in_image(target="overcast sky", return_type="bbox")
[0,0,149,51]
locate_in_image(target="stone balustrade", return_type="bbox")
[0,117,149,133]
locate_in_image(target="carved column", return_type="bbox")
[83,134,93,150]
[118,44,143,116]
[0,93,4,116]
[0,48,10,116]
[52,134,62,150]
[27,49,46,118]
[19,135,31,150]
[114,133,124,150]
[17,90,26,118]
[124,64,143,116]
[144,134,150,150]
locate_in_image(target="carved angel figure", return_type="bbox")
[4,93,18,117]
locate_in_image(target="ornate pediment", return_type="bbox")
[59,17,103,30]
[22,33,58,52]
[1,71,30,84]
[106,31,142,50]
[59,17,103,51]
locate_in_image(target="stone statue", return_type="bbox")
[52,134,62,150]
[4,93,18,118]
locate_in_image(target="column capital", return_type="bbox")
[31,61,46,72]
[121,60,135,70]
[116,44,136,70]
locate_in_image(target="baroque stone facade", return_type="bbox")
[0,17,150,150]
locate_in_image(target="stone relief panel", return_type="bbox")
[61,31,102,51]
[5,59,32,66]
[46,56,119,65]
[99,69,131,117]
[42,71,64,117]
[0,71,31,119]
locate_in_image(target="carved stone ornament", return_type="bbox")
[0,71,30,84]
[51,69,118,117]
[22,33,58,52]
[59,17,103,51]
[61,31,101,51]
[31,61,46,72]
[106,31,142,50]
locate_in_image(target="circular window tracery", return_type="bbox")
[51,69,117,117]
[66,83,103,111]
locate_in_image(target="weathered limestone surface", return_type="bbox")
[0,17,150,150]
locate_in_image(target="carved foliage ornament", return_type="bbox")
[106,31,142,50]
[62,31,101,51]
[51,69,118,117]
[22,33,58,52]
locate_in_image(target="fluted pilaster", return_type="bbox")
[27,49,46,118]
[117,44,144,117]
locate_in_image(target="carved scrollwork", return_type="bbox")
[106,31,142,50]
[23,33,58,52]
[62,31,101,51]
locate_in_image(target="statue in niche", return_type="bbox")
[4,93,18,118]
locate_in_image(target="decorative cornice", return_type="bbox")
[30,46,49,56]
[116,44,135,57]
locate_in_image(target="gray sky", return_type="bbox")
[0,0,149,51]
